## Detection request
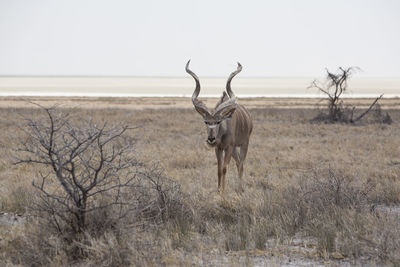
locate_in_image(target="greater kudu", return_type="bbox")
[186,60,253,193]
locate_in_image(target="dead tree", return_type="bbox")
[309,67,388,123]
[15,104,176,234]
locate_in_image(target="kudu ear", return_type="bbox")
[214,101,237,120]
[221,105,237,119]
[193,101,212,119]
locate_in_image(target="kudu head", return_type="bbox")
[186,60,242,146]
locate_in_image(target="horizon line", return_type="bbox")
[1,75,400,79]
[0,92,397,99]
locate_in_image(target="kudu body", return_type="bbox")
[186,60,253,193]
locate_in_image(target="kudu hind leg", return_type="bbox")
[238,143,249,187]
[221,146,234,193]
[232,147,244,193]
[232,147,240,172]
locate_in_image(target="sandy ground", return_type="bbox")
[1,77,399,97]
[1,96,400,110]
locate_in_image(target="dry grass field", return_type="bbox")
[1,97,400,266]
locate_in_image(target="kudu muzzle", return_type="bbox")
[206,125,217,145]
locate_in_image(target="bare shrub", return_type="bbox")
[300,168,374,211]
[250,168,389,258]
[372,103,393,124]
[294,168,400,262]
[309,67,390,124]
[12,104,191,264]
[296,169,373,253]
[15,104,145,234]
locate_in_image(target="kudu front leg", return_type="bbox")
[216,148,223,193]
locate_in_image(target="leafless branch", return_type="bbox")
[16,104,187,236]
[352,94,384,123]
[309,67,389,124]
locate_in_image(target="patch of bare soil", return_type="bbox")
[0,213,24,225]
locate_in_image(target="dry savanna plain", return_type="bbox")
[1,96,400,266]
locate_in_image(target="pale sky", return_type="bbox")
[0,0,399,77]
